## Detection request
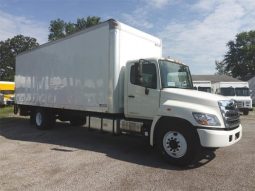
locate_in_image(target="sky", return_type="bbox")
[0,0,255,74]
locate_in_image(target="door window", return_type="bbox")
[130,63,157,89]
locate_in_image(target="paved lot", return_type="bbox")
[0,111,254,191]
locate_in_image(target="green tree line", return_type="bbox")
[48,16,101,41]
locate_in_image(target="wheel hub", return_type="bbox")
[168,139,180,150]
[36,112,42,126]
[163,131,187,158]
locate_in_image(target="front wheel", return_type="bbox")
[243,110,249,115]
[156,123,200,166]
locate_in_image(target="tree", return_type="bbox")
[216,30,255,80]
[0,35,39,81]
[215,60,227,75]
[48,19,66,41]
[84,16,101,28]
[48,16,101,41]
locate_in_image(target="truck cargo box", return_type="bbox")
[15,19,162,113]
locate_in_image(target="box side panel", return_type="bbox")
[15,25,111,112]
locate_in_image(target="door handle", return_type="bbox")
[128,95,135,98]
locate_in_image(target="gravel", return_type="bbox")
[0,112,254,191]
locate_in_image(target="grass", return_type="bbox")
[0,106,14,119]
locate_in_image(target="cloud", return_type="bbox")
[0,10,48,44]
[143,0,172,9]
[191,0,219,12]
[121,0,174,29]
[122,7,154,29]
[159,0,255,74]
[121,3,152,29]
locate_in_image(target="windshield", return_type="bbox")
[159,60,193,89]
[235,88,249,96]
[220,88,235,96]
[198,87,211,93]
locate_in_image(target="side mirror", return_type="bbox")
[134,62,143,85]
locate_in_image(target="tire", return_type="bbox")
[70,117,86,126]
[243,110,249,115]
[156,121,200,166]
[35,109,55,129]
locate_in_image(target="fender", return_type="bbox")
[149,99,223,146]
[150,115,161,146]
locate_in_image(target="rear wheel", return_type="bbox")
[34,109,55,129]
[156,122,200,166]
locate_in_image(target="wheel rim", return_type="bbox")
[35,112,43,126]
[163,131,187,158]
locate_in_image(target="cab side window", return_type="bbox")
[130,63,157,89]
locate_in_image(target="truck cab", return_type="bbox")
[124,58,242,165]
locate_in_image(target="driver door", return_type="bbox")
[126,61,160,119]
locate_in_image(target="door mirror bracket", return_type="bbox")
[145,87,149,95]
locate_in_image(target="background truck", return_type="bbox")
[213,82,252,115]
[193,81,212,93]
[15,19,242,166]
[0,81,15,105]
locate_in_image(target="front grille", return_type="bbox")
[225,109,240,129]
[236,101,243,108]
[219,100,240,129]
[225,114,240,128]
[225,110,239,118]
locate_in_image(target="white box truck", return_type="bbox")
[15,19,242,166]
[213,82,252,115]
[193,81,212,93]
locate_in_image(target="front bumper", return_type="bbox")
[197,125,242,147]
[6,100,14,105]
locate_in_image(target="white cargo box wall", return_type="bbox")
[15,20,162,114]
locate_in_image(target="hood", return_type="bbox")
[161,88,228,107]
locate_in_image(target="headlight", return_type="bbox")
[245,101,250,106]
[192,112,221,126]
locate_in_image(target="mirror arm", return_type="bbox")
[145,87,149,95]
